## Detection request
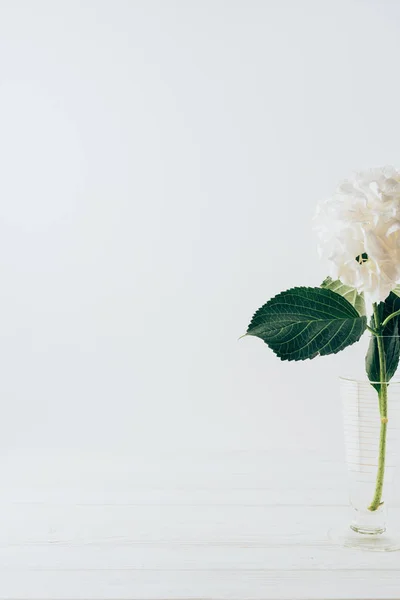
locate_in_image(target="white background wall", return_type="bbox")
[0,0,398,465]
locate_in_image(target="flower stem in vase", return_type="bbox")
[368,305,388,512]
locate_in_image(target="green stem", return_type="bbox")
[382,308,400,329]
[368,303,388,512]
[366,324,379,336]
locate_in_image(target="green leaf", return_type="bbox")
[321,277,366,316]
[247,286,367,361]
[365,292,400,391]
[392,285,400,298]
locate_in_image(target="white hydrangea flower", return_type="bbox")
[314,166,400,304]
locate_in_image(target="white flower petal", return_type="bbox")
[314,166,400,304]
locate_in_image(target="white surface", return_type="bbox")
[1,1,400,598]
[0,451,400,599]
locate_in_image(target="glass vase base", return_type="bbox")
[328,526,400,552]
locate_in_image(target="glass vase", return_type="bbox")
[338,376,400,550]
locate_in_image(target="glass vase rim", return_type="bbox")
[339,375,400,385]
[366,334,400,338]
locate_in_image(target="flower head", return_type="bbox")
[314,166,400,304]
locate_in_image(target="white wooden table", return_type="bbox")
[0,450,399,599]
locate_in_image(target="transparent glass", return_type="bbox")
[329,334,400,550]
[340,377,400,537]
